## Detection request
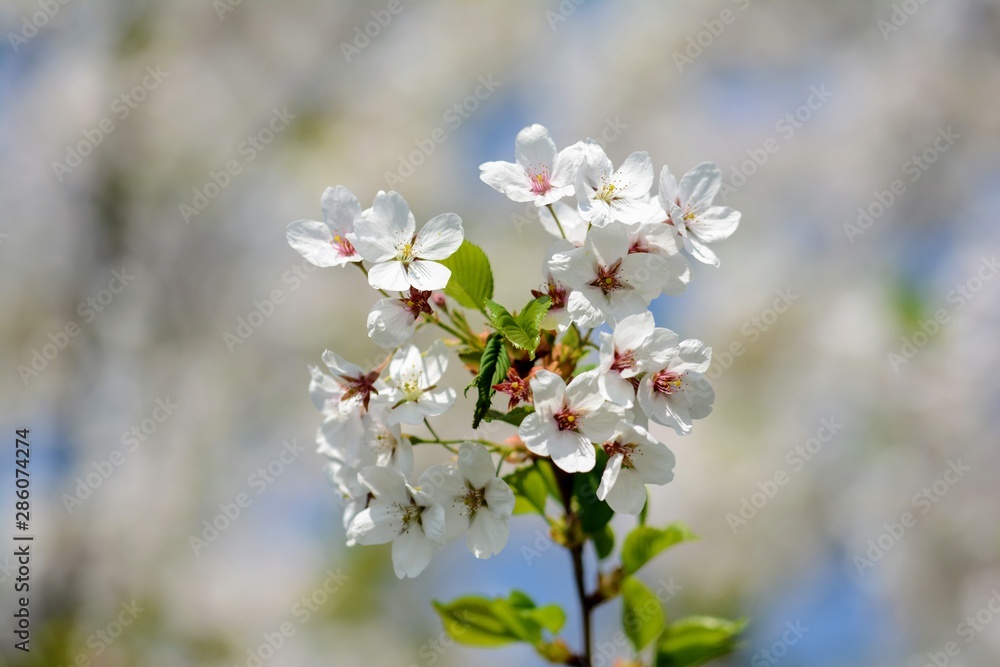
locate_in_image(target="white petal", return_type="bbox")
[597,452,624,500]
[691,206,740,243]
[550,141,585,188]
[638,328,680,372]
[539,201,587,245]
[467,509,510,559]
[566,370,604,412]
[518,412,556,457]
[682,373,715,420]
[678,162,722,209]
[308,365,341,411]
[392,527,435,578]
[320,185,363,230]
[566,290,606,328]
[581,403,624,443]
[367,299,418,348]
[515,124,557,171]
[633,439,675,485]
[368,260,411,291]
[405,259,451,291]
[528,370,567,413]
[657,166,679,211]
[418,500,447,546]
[547,431,596,473]
[459,443,495,489]
[286,220,344,267]
[612,151,654,199]
[417,387,456,417]
[348,503,402,545]
[480,161,535,202]
[484,478,515,518]
[587,224,629,266]
[422,339,450,385]
[605,468,648,515]
[322,350,364,378]
[353,192,410,262]
[357,465,408,504]
[613,311,655,352]
[413,213,464,260]
[674,339,712,374]
[600,373,636,408]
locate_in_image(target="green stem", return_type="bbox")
[546,203,568,240]
[426,314,471,344]
[554,467,593,666]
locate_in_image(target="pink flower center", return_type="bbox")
[529,168,552,195]
[651,369,684,395]
[532,277,567,310]
[554,405,581,432]
[610,348,636,373]
[331,232,356,258]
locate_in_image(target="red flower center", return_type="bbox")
[554,406,581,432]
[651,369,684,395]
[588,259,630,295]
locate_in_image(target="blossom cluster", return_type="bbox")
[286,124,740,579]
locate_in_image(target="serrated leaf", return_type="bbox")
[484,405,535,426]
[439,241,494,310]
[656,616,747,667]
[622,577,666,651]
[485,297,551,352]
[621,523,698,576]
[468,333,509,429]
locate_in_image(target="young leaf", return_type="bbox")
[467,333,510,429]
[655,616,747,666]
[439,240,494,310]
[504,463,552,516]
[484,405,534,426]
[622,577,666,651]
[432,597,521,647]
[484,296,551,351]
[621,523,698,576]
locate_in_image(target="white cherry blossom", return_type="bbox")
[423,443,515,559]
[598,311,679,408]
[596,424,675,515]
[347,466,446,579]
[638,338,715,435]
[575,140,653,227]
[380,340,456,424]
[651,163,741,267]
[286,185,363,267]
[479,124,583,207]
[366,287,433,348]
[549,224,669,327]
[353,190,463,291]
[519,370,624,473]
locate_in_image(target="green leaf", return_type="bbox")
[484,405,535,426]
[467,333,510,429]
[622,577,666,651]
[593,524,615,560]
[504,462,555,516]
[572,362,598,376]
[621,523,698,576]
[485,296,551,352]
[439,240,494,310]
[574,446,613,534]
[433,593,567,649]
[655,616,747,667]
[432,597,521,647]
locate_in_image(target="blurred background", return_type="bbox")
[2,0,1000,665]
